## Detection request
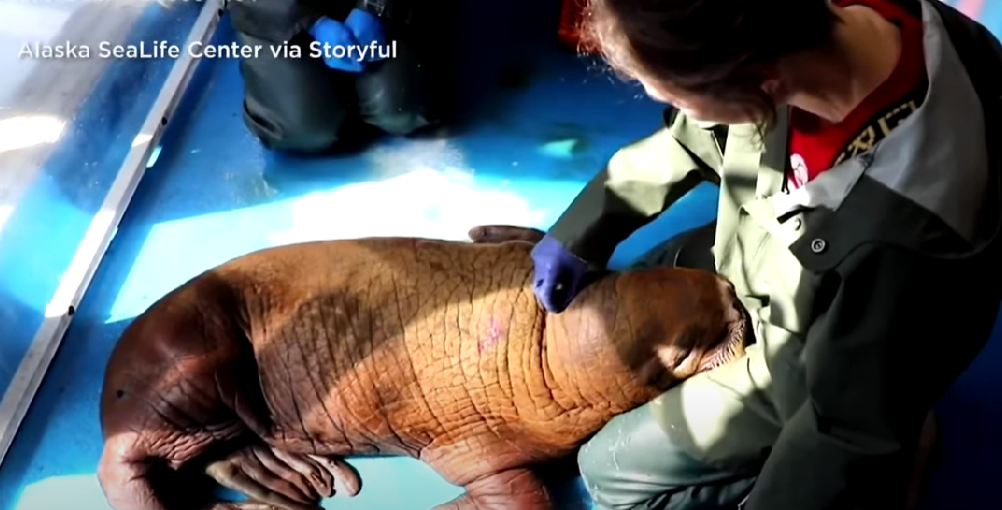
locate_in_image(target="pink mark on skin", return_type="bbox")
[958,0,984,19]
[477,317,506,354]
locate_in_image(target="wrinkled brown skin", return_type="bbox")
[97,226,747,510]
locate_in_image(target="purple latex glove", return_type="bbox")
[530,236,590,313]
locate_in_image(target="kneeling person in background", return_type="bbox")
[229,0,456,153]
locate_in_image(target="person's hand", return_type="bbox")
[530,236,590,313]
[344,8,388,62]
[309,9,386,73]
[309,17,364,72]
[467,225,545,244]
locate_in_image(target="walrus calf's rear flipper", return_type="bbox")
[204,444,361,509]
[432,469,554,510]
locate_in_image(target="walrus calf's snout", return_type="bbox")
[652,269,748,376]
[563,266,749,385]
[703,273,749,371]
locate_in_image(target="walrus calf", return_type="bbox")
[97,226,747,510]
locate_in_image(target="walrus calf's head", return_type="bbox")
[464,224,748,384]
[566,266,749,385]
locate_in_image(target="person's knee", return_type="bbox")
[238,59,350,153]
[576,435,617,497]
[355,38,452,136]
[233,27,357,153]
[357,68,445,136]
[242,99,349,153]
[577,402,758,510]
[575,406,676,509]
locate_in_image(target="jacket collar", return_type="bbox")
[735,0,999,269]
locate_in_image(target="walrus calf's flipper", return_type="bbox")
[204,444,361,508]
[432,469,554,510]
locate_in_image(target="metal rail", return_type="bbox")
[0,0,225,465]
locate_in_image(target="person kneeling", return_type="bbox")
[229,0,456,153]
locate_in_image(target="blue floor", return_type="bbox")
[1,1,1001,509]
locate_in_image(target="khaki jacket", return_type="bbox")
[547,1,1002,507]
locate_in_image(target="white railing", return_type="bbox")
[0,0,225,465]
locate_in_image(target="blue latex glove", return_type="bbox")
[344,8,388,63]
[309,9,388,72]
[530,236,590,313]
[309,17,365,72]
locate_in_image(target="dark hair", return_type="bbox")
[580,0,840,132]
